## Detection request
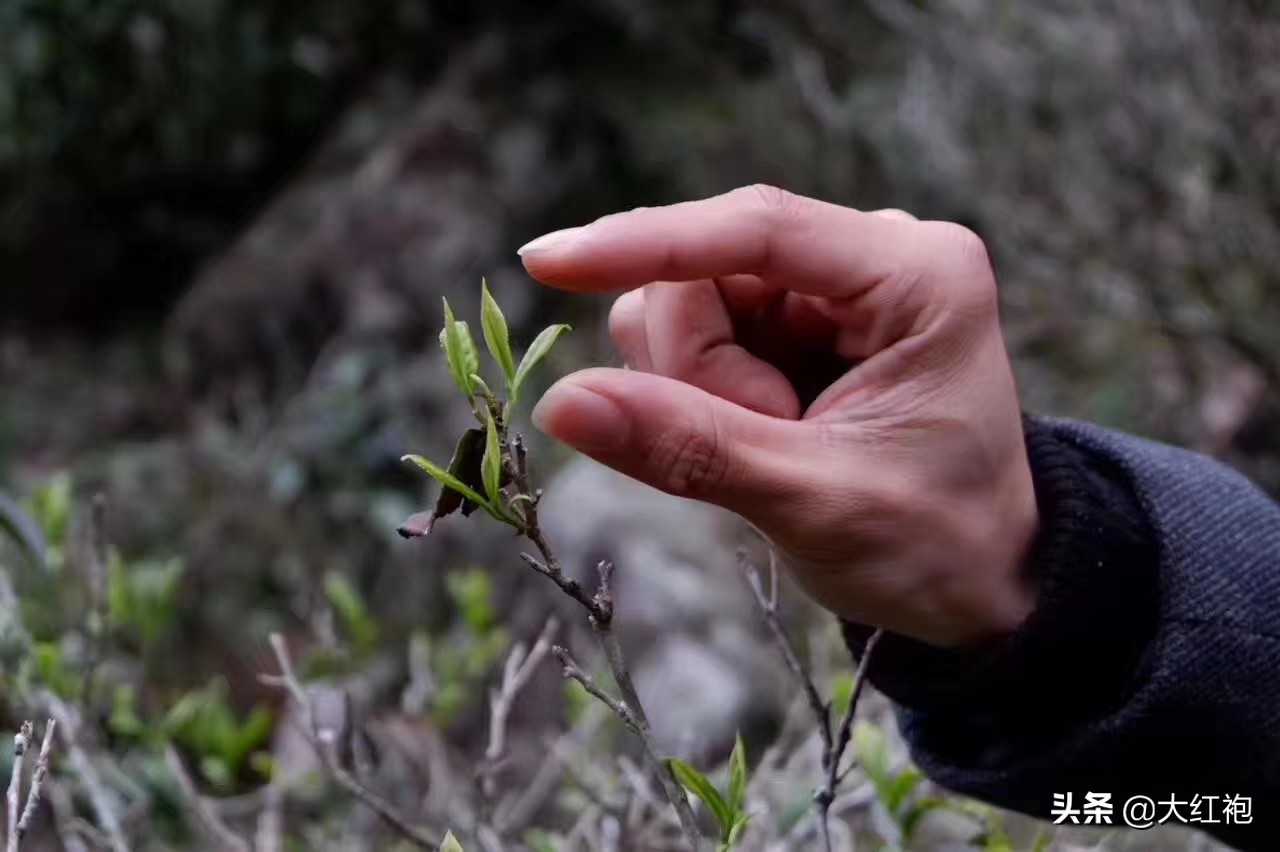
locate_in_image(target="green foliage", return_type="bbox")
[108,683,150,743]
[480,279,516,388]
[17,472,72,571]
[852,722,1024,849]
[163,679,273,790]
[26,640,79,698]
[401,454,498,520]
[481,411,503,506]
[446,569,496,634]
[523,829,562,852]
[404,280,572,531]
[440,299,480,397]
[728,733,747,817]
[511,323,571,406]
[668,734,751,849]
[424,569,510,725]
[830,671,855,719]
[107,553,184,650]
[439,831,465,852]
[323,571,378,655]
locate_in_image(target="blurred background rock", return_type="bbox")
[0,0,1271,848]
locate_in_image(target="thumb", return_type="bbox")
[532,367,796,513]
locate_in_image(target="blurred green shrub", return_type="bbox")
[162,678,274,790]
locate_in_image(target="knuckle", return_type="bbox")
[647,422,730,499]
[736,183,804,219]
[926,222,997,307]
[931,222,991,270]
[607,292,642,341]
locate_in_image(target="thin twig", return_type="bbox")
[477,616,559,835]
[740,551,831,749]
[15,719,56,844]
[518,552,601,620]
[817,628,883,847]
[739,548,884,852]
[261,634,439,850]
[253,784,283,852]
[552,647,641,734]
[484,616,560,772]
[163,744,250,852]
[39,693,130,852]
[501,432,701,849]
[79,495,109,702]
[7,721,31,852]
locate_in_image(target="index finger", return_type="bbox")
[518,185,928,297]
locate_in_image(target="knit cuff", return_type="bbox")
[842,416,1159,751]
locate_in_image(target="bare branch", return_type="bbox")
[7,721,31,852]
[15,719,57,843]
[39,693,130,852]
[484,617,560,769]
[262,633,439,850]
[592,560,615,623]
[254,784,284,852]
[477,615,560,835]
[817,627,883,846]
[502,428,700,848]
[518,551,601,620]
[739,548,884,852]
[552,646,640,735]
[739,551,831,749]
[163,745,250,852]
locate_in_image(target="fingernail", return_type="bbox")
[517,227,585,257]
[532,382,630,452]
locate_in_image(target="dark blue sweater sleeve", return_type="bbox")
[843,417,1280,850]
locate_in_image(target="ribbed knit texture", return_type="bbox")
[844,417,1280,850]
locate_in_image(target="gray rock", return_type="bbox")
[540,456,798,760]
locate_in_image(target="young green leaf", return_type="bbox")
[510,323,571,404]
[480,279,516,386]
[482,411,503,505]
[401,454,493,517]
[439,299,477,396]
[469,373,493,399]
[323,571,378,653]
[440,830,465,852]
[728,733,748,815]
[668,758,732,832]
[883,766,924,815]
[523,830,562,852]
[456,320,480,385]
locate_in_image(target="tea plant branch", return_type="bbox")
[739,549,884,852]
[551,647,640,734]
[38,692,131,852]
[254,783,284,852]
[501,437,699,848]
[480,615,559,807]
[828,628,882,791]
[13,718,56,848]
[403,290,700,848]
[7,721,31,852]
[741,551,828,732]
[261,634,439,850]
[485,616,559,767]
[162,744,250,852]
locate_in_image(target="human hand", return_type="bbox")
[521,186,1038,647]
